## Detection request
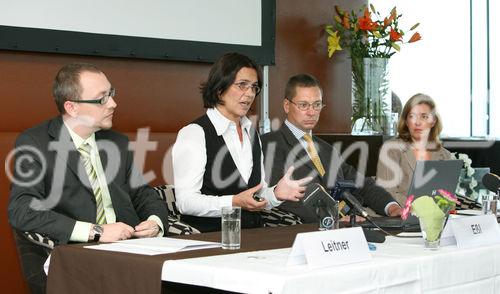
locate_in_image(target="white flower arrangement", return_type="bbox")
[451,152,478,200]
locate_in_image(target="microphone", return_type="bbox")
[482,173,500,193]
[303,183,339,229]
[331,180,356,200]
[341,190,369,218]
[303,183,337,209]
[331,180,369,218]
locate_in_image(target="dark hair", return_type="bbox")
[284,73,323,100]
[200,52,262,108]
[398,93,443,149]
[53,62,103,114]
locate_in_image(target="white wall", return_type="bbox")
[0,0,262,46]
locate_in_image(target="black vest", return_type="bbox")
[180,114,263,232]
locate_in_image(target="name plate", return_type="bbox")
[286,227,371,269]
[450,214,500,248]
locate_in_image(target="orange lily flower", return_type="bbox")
[358,17,377,31]
[409,32,422,43]
[358,8,377,31]
[389,28,402,42]
[364,7,370,19]
[390,7,397,20]
[342,13,350,29]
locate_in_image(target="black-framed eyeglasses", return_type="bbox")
[68,88,116,105]
[233,81,261,95]
[288,99,325,111]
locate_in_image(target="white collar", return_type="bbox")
[284,119,312,141]
[207,107,252,136]
[63,120,97,151]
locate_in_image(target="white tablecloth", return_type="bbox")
[162,235,500,294]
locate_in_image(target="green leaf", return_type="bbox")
[410,23,420,30]
[391,43,401,51]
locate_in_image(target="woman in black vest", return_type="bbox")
[172,53,312,232]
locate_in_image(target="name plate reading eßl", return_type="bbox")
[451,214,500,248]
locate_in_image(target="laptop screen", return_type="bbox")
[407,159,463,197]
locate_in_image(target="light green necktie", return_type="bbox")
[78,143,106,225]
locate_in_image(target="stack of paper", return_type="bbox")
[85,237,221,255]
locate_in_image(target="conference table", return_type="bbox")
[46,223,500,294]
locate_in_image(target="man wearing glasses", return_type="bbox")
[261,74,401,223]
[9,62,169,246]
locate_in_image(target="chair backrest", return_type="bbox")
[153,184,202,235]
[153,184,179,217]
[260,208,303,227]
[12,229,52,294]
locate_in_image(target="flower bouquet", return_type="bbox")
[402,189,460,249]
[451,152,479,200]
[325,4,422,135]
[325,4,422,59]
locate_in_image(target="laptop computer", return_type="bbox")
[361,160,463,232]
[407,159,463,197]
[360,215,420,232]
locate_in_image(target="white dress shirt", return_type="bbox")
[172,108,281,217]
[285,119,313,155]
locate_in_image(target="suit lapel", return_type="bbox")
[48,116,93,193]
[401,142,417,172]
[280,125,321,178]
[95,132,108,172]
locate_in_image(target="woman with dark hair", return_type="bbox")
[376,93,451,205]
[172,52,311,232]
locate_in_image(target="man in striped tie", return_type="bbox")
[261,74,401,223]
[9,63,169,246]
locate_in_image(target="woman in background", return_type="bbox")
[376,93,451,205]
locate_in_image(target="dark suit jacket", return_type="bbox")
[8,116,169,244]
[261,124,396,222]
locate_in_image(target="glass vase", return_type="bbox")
[351,57,392,135]
[418,214,448,250]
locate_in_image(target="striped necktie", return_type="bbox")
[78,143,106,225]
[303,134,326,177]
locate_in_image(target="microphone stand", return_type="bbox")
[350,213,357,227]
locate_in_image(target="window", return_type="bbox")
[490,0,500,136]
[370,0,498,137]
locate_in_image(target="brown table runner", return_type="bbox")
[47,224,318,294]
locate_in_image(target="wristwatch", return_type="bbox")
[91,224,104,242]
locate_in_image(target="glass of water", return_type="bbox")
[221,206,241,249]
[482,193,499,216]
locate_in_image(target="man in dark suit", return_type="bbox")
[261,74,401,222]
[8,63,169,245]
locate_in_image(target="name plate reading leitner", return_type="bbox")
[286,227,371,269]
[451,214,500,249]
